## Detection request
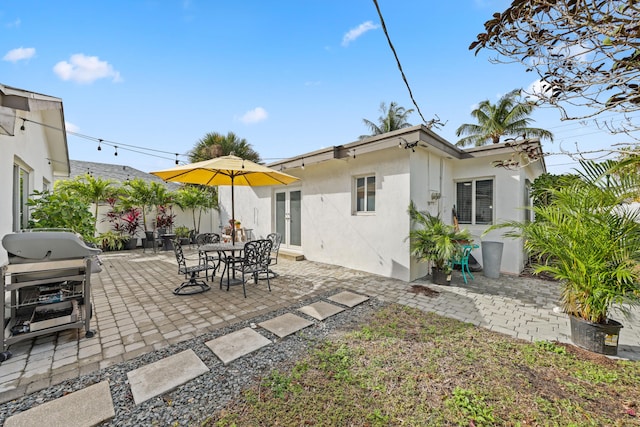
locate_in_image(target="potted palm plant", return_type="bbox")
[408,201,472,285]
[489,160,640,355]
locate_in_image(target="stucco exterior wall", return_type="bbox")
[0,111,59,266]
[450,158,531,275]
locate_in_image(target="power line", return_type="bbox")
[372,0,442,129]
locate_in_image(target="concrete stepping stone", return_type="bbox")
[4,380,114,427]
[127,349,209,405]
[328,291,370,308]
[297,301,345,320]
[205,327,272,365]
[258,313,314,338]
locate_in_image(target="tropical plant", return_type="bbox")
[455,89,554,147]
[119,208,143,237]
[103,197,143,238]
[174,225,190,239]
[122,178,169,232]
[407,201,471,273]
[174,184,218,234]
[97,230,129,251]
[26,189,96,243]
[359,101,414,140]
[530,172,581,209]
[55,174,118,235]
[155,204,176,231]
[189,131,261,163]
[488,159,640,324]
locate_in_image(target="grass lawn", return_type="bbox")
[205,304,640,426]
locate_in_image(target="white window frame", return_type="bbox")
[13,162,31,231]
[353,174,376,214]
[455,178,494,225]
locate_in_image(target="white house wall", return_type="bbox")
[450,158,530,275]
[229,148,415,281]
[227,141,541,282]
[0,111,59,265]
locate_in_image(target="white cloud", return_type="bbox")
[342,21,379,47]
[5,18,21,29]
[3,47,35,63]
[239,107,268,124]
[65,121,80,133]
[525,79,555,102]
[53,54,122,84]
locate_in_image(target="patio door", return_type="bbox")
[274,188,301,250]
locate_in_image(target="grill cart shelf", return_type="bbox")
[1,257,95,352]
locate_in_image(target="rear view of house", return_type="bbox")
[226,125,545,282]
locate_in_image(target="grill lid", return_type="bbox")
[2,231,101,262]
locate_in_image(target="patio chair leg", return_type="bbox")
[173,273,211,295]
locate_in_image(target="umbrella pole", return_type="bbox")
[231,178,235,243]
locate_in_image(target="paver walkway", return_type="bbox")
[4,290,365,425]
[0,247,639,425]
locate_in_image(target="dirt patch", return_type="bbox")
[408,284,440,297]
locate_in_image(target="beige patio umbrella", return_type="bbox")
[151,155,300,241]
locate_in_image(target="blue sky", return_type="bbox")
[1,0,632,175]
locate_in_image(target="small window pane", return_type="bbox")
[356,177,365,211]
[475,179,493,224]
[456,182,472,223]
[366,176,375,212]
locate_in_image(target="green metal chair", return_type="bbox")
[451,244,476,284]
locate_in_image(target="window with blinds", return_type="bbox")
[456,179,493,225]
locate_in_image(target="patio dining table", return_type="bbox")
[199,242,245,288]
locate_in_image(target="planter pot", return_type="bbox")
[569,315,623,356]
[431,268,451,286]
[124,238,138,250]
[179,237,190,245]
[144,231,155,249]
[481,241,503,279]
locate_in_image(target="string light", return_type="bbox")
[301,157,305,169]
[114,146,118,156]
[175,153,179,165]
[3,114,191,165]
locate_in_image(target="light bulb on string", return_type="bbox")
[20,119,26,131]
[114,146,118,156]
[175,154,179,165]
[98,139,102,151]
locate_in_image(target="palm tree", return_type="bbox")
[455,89,554,147]
[189,131,261,163]
[359,101,414,140]
[175,185,218,234]
[55,174,117,234]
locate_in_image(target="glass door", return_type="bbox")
[274,188,301,249]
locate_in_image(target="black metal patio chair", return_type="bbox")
[227,239,272,298]
[196,232,221,280]
[259,232,282,280]
[172,239,211,295]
